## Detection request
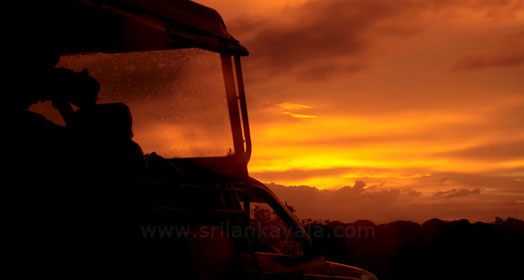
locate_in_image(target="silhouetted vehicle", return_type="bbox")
[29,1,377,279]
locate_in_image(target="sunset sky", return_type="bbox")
[198,0,524,222]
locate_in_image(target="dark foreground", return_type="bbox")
[305,217,524,280]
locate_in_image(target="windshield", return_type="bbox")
[31,49,234,158]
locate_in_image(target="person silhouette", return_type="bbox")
[42,68,146,179]
[9,50,86,279]
[12,52,71,182]
[40,67,100,127]
[77,102,147,182]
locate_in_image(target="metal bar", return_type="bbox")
[221,54,245,157]
[234,56,252,162]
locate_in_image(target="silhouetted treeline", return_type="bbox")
[304,217,524,280]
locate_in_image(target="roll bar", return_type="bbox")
[221,55,252,165]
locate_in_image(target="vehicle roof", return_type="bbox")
[53,0,248,55]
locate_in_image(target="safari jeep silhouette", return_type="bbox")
[19,1,377,279]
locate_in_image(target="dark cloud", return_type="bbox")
[454,53,523,70]
[453,30,524,71]
[438,177,449,184]
[429,171,524,195]
[433,188,482,198]
[232,0,418,82]
[229,0,523,82]
[404,189,423,197]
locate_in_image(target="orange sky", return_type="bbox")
[198,0,524,222]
